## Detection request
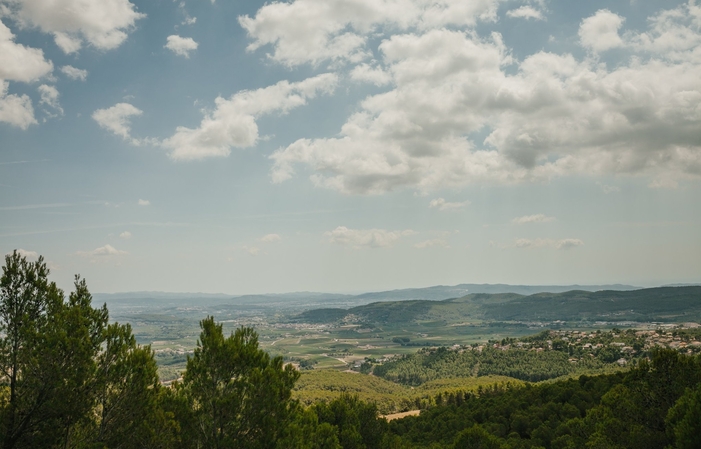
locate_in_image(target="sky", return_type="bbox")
[0,0,700,295]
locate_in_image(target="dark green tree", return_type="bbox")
[78,322,177,449]
[452,425,504,449]
[174,317,299,449]
[313,394,389,449]
[666,384,701,449]
[0,252,109,448]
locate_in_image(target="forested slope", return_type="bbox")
[297,286,701,325]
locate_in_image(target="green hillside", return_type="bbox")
[292,370,522,414]
[297,286,701,326]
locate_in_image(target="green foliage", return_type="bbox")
[171,317,300,449]
[293,370,521,414]
[0,251,173,449]
[0,252,110,448]
[387,350,701,449]
[666,384,701,449]
[452,425,505,449]
[374,346,605,385]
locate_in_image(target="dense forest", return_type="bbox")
[373,346,609,384]
[1,251,700,448]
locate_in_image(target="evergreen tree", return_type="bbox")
[0,252,108,449]
[174,317,299,449]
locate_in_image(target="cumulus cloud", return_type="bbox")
[270,4,701,194]
[60,65,87,81]
[506,6,544,21]
[324,226,415,248]
[414,238,449,249]
[0,20,53,82]
[429,198,469,211]
[579,9,625,53]
[259,233,281,243]
[512,214,555,224]
[92,103,143,144]
[163,73,337,161]
[16,248,38,259]
[3,0,145,53]
[514,238,583,249]
[239,0,503,66]
[0,80,35,129]
[77,244,128,257]
[0,20,49,128]
[119,231,131,239]
[137,199,150,206]
[37,84,62,116]
[165,35,198,58]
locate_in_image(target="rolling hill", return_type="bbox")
[296,286,701,325]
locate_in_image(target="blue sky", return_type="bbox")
[1,0,700,294]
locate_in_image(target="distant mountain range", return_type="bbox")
[95,283,640,305]
[296,286,701,325]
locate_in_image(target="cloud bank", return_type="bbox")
[261,2,701,194]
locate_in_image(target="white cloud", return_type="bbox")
[137,199,150,206]
[259,233,281,243]
[513,238,584,249]
[243,245,260,256]
[324,226,415,248]
[512,214,555,224]
[0,20,53,82]
[60,65,87,81]
[350,63,392,86]
[0,80,35,129]
[119,231,131,239]
[164,73,337,161]
[628,3,701,62]
[578,9,624,53]
[4,0,145,54]
[506,6,544,21]
[429,198,469,211]
[77,244,128,257]
[239,0,503,67]
[271,10,701,194]
[53,32,81,53]
[92,103,142,143]
[37,84,62,116]
[414,238,448,249]
[16,248,38,259]
[165,35,198,58]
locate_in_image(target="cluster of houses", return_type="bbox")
[486,325,701,365]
